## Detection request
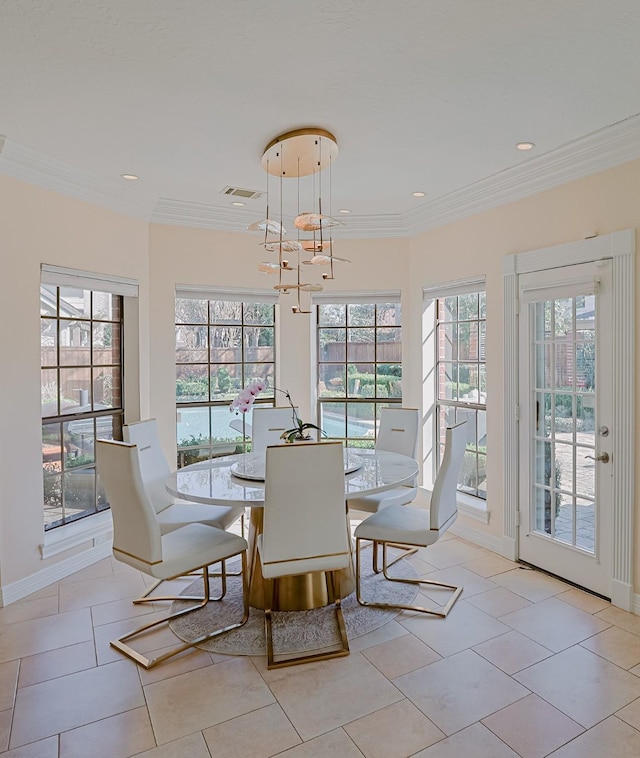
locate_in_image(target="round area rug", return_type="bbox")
[169,548,419,656]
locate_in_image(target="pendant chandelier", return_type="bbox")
[248,128,349,314]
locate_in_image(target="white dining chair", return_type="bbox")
[124,419,245,535]
[251,406,300,454]
[96,439,249,669]
[347,407,419,514]
[257,441,351,668]
[123,419,246,597]
[347,408,420,571]
[354,421,467,617]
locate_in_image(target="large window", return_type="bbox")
[316,300,402,446]
[41,284,124,529]
[175,296,276,465]
[434,289,487,499]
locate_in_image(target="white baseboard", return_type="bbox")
[632,593,640,616]
[0,542,113,606]
[610,578,635,612]
[450,520,503,554]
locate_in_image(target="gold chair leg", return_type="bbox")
[208,513,246,578]
[356,538,462,618]
[111,553,250,670]
[265,570,350,669]
[133,557,234,604]
[371,540,418,574]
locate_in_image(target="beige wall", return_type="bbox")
[1,157,638,600]
[0,175,149,586]
[406,158,640,587]
[148,225,411,460]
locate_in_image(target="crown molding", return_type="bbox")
[403,113,640,235]
[2,113,640,236]
[151,197,408,238]
[0,137,156,219]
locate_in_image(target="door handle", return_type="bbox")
[585,452,610,463]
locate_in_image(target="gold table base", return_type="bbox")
[247,509,355,611]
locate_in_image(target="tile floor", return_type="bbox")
[1,530,640,757]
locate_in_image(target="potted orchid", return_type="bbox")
[230,379,324,443]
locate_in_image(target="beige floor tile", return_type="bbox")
[462,555,519,578]
[2,736,59,757]
[0,660,19,710]
[131,731,211,757]
[616,696,640,730]
[481,693,583,758]
[473,631,552,675]
[465,587,533,617]
[555,588,610,614]
[0,608,93,664]
[0,708,12,752]
[394,649,529,735]
[18,640,96,688]
[581,625,640,669]
[596,605,640,637]
[411,721,519,757]
[94,610,183,666]
[138,645,215,686]
[347,620,409,653]
[362,633,441,679]
[91,595,163,627]
[0,595,59,626]
[16,584,58,601]
[407,556,438,576]
[514,645,640,728]
[145,657,274,745]
[60,557,115,584]
[344,699,445,758]
[631,664,640,678]
[273,728,364,757]
[60,706,156,758]
[500,597,610,652]
[413,539,487,569]
[418,566,497,599]
[259,652,403,741]
[202,702,301,757]
[548,715,640,757]
[10,659,144,747]
[491,567,569,602]
[59,571,147,612]
[399,599,510,657]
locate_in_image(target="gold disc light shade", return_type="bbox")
[249,127,349,313]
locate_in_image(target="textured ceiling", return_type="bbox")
[1,0,640,233]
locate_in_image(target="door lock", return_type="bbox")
[585,452,610,463]
[598,426,609,437]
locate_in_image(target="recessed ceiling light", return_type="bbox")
[516,142,535,151]
[338,208,351,214]
[231,201,246,207]
[120,173,139,181]
[411,191,426,197]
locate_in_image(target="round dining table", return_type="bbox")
[166,447,419,611]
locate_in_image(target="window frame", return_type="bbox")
[315,299,403,447]
[423,277,487,508]
[40,281,126,531]
[175,294,277,465]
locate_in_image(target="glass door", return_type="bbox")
[518,261,612,597]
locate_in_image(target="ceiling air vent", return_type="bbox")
[221,186,264,200]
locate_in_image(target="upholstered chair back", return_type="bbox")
[251,406,299,454]
[261,442,350,577]
[376,408,419,458]
[96,439,163,567]
[123,419,173,514]
[430,421,467,531]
